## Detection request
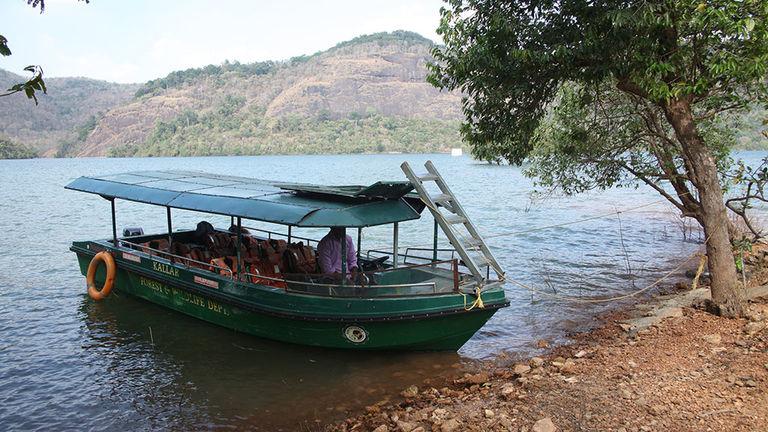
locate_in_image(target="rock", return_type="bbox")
[484,409,495,418]
[532,417,556,432]
[536,339,550,349]
[627,360,638,369]
[649,404,665,416]
[621,389,633,399]
[574,350,588,358]
[465,372,490,385]
[401,385,419,398]
[432,408,448,419]
[372,426,388,432]
[440,418,461,432]
[530,357,545,367]
[657,306,684,319]
[513,363,532,375]
[396,420,417,432]
[702,333,722,344]
[745,379,758,388]
[560,359,577,374]
[411,428,425,432]
[744,322,766,336]
[500,383,517,398]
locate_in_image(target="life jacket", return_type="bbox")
[247,259,286,288]
[209,257,231,276]
[284,242,317,274]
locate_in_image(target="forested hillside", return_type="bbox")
[0,137,37,159]
[0,30,763,158]
[75,31,464,157]
[0,70,138,156]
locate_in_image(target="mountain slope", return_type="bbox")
[0,70,139,156]
[76,31,465,157]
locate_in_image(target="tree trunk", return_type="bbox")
[662,97,746,318]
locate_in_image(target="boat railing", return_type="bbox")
[241,226,321,247]
[116,239,461,298]
[365,248,458,266]
[241,271,442,297]
[404,247,457,264]
[118,239,235,279]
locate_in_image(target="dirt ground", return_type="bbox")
[326,249,768,432]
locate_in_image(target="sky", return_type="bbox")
[1,0,445,83]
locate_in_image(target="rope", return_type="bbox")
[508,226,718,304]
[691,254,708,291]
[373,197,671,253]
[505,251,700,304]
[461,286,485,310]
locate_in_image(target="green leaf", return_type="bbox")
[745,18,755,33]
[0,35,11,56]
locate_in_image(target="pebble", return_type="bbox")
[532,417,556,432]
[484,409,495,418]
[401,385,419,398]
[560,359,577,374]
[440,418,461,432]
[465,372,490,385]
[500,383,516,398]
[702,333,722,344]
[744,322,766,336]
[396,420,417,432]
[530,357,545,367]
[432,408,447,419]
[513,363,532,375]
[372,425,388,432]
[536,339,550,349]
[574,350,588,358]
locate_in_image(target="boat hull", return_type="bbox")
[73,244,505,351]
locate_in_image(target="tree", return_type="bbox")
[429,0,768,317]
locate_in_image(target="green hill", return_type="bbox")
[0,137,37,159]
[73,30,465,157]
[0,30,763,158]
[0,70,138,156]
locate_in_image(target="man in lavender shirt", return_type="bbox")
[317,227,358,279]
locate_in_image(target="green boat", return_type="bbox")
[68,161,508,350]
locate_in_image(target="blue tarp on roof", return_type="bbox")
[65,170,423,227]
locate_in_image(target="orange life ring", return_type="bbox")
[87,251,116,301]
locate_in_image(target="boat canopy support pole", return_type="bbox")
[393,222,399,268]
[433,218,438,263]
[288,226,292,243]
[236,217,242,280]
[357,227,362,265]
[340,227,347,286]
[111,198,117,246]
[166,207,173,252]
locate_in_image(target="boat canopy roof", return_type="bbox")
[66,170,425,227]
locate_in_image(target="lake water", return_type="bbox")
[1,152,763,430]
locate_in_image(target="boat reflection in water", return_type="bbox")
[79,293,463,430]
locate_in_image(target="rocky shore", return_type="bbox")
[327,251,768,432]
